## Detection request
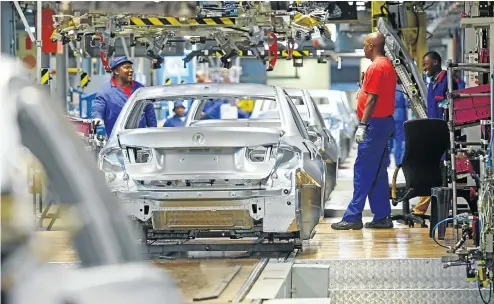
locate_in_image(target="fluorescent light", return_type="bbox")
[356,6,366,11]
[356,1,365,5]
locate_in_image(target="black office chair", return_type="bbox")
[390,119,450,227]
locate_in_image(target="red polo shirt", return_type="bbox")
[111,77,134,97]
[357,56,397,120]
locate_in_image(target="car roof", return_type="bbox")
[135,83,278,100]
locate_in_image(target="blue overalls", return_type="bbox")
[343,116,396,222]
[202,100,227,119]
[202,100,250,119]
[91,80,157,137]
[456,77,466,89]
[388,87,408,167]
[163,115,184,127]
[427,70,448,120]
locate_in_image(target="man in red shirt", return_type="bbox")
[332,32,397,230]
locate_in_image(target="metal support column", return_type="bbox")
[0,1,10,55]
[56,45,67,112]
[446,60,458,243]
[76,41,82,88]
[36,1,42,84]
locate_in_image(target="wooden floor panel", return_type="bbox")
[40,217,452,263]
[37,217,453,302]
[297,218,453,260]
[154,259,258,303]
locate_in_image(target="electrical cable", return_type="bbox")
[432,218,454,249]
[478,280,492,304]
[423,2,436,10]
[431,216,471,249]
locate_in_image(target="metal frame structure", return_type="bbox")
[446,60,491,243]
[12,1,43,83]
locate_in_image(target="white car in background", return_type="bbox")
[307,89,357,164]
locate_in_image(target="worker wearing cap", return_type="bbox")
[163,101,186,127]
[91,56,157,137]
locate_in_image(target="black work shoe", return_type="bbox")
[364,216,394,229]
[331,220,364,230]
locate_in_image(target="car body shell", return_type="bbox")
[250,88,339,199]
[99,83,326,241]
[307,89,357,163]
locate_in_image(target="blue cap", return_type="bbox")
[174,101,185,110]
[109,56,133,70]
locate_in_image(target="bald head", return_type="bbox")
[363,32,386,60]
[196,71,207,83]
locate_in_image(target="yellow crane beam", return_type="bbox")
[371,2,427,74]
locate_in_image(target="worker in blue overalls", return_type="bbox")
[388,85,408,167]
[455,71,466,89]
[163,101,186,127]
[91,56,157,137]
[331,32,396,230]
[422,51,457,120]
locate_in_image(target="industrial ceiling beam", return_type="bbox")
[12,1,35,43]
[426,1,462,35]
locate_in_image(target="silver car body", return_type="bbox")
[307,89,355,163]
[286,88,340,199]
[99,83,326,241]
[251,88,339,200]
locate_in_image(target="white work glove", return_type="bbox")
[355,123,368,144]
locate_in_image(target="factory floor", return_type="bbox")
[38,146,452,303]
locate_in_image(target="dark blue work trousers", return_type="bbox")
[343,116,395,222]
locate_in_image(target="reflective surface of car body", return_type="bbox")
[307,89,356,164]
[99,83,327,244]
[251,88,339,201]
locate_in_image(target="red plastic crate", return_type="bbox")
[67,116,91,136]
[453,84,491,126]
[456,157,473,175]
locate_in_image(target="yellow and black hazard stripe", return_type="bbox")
[280,50,310,57]
[129,17,236,26]
[165,78,172,85]
[80,72,89,88]
[210,50,256,57]
[40,68,50,85]
[201,50,311,58]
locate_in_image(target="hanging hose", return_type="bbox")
[479,280,492,304]
[431,216,471,249]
